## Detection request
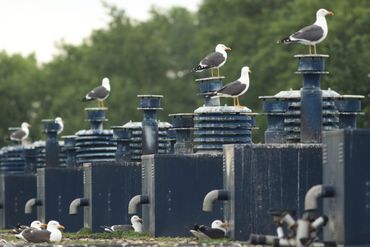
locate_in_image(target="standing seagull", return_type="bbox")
[278,9,334,54]
[190,220,228,239]
[16,220,64,243]
[193,44,231,77]
[101,215,143,233]
[82,77,111,108]
[10,122,31,144]
[55,117,64,135]
[212,66,251,107]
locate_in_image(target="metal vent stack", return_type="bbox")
[75,108,116,164]
[193,77,255,152]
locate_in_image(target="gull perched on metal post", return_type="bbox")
[211,66,251,107]
[278,9,334,54]
[10,122,31,144]
[55,117,64,135]
[193,44,231,77]
[82,77,111,108]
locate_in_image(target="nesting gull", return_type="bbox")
[190,220,228,239]
[278,9,334,54]
[16,220,64,243]
[101,215,143,233]
[12,220,44,234]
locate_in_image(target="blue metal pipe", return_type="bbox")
[295,55,328,143]
[42,119,60,167]
[169,113,194,154]
[62,135,77,167]
[111,126,131,163]
[138,95,163,155]
[195,77,223,106]
[85,108,107,130]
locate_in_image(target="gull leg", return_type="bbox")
[236,97,240,107]
[233,98,236,106]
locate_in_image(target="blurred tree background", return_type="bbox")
[0,0,369,146]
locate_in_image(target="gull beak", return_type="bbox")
[221,222,230,228]
[41,223,48,228]
[58,225,65,230]
[328,11,334,16]
[224,46,232,51]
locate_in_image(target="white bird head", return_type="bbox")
[30,220,44,229]
[21,122,31,129]
[130,215,143,232]
[215,44,232,52]
[102,77,110,90]
[316,8,334,17]
[46,220,65,231]
[211,220,228,232]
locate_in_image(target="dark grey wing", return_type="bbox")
[10,129,26,141]
[198,228,225,239]
[111,224,134,231]
[21,229,51,243]
[87,86,109,99]
[217,80,246,96]
[200,52,226,68]
[291,24,324,42]
[13,224,29,233]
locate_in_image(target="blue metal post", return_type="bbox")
[169,113,194,154]
[62,135,77,167]
[42,119,60,167]
[23,147,37,173]
[138,95,163,155]
[112,126,131,163]
[85,108,107,130]
[195,76,224,106]
[295,54,328,143]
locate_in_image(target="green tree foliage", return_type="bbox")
[0,0,369,145]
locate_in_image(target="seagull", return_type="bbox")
[190,220,228,239]
[55,117,64,135]
[211,66,251,107]
[12,220,45,234]
[278,9,334,54]
[10,122,31,144]
[16,220,64,243]
[193,44,231,77]
[101,215,143,233]
[82,77,111,108]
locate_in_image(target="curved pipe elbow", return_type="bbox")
[305,185,335,211]
[25,198,42,214]
[69,198,89,215]
[202,189,229,212]
[128,195,149,214]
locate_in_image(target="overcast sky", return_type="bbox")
[0,0,201,63]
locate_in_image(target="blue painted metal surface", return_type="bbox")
[0,145,26,174]
[195,77,223,106]
[0,174,37,228]
[138,95,162,155]
[122,121,172,163]
[222,143,322,241]
[32,140,46,169]
[75,108,116,164]
[323,129,370,246]
[295,54,329,143]
[169,113,194,154]
[42,119,60,167]
[62,135,78,167]
[111,127,131,164]
[81,162,141,232]
[260,89,362,143]
[194,106,255,152]
[140,153,223,237]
